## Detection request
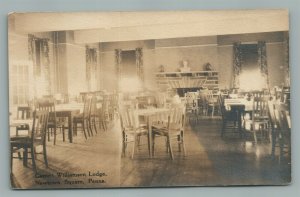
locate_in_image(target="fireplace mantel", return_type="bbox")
[155,71,219,90]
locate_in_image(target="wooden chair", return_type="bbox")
[220,95,244,138]
[97,105,107,131]
[205,90,220,117]
[185,92,199,124]
[110,93,119,120]
[103,94,117,122]
[274,103,291,163]
[152,107,186,160]
[73,96,92,139]
[102,96,111,128]
[119,107,148,159]
[268,100,279,158]
[89,95,100,134]
[95,95,108,131]
[37,101,62,145]
[197,91,208,116]
[244,96,270,144]
[10,110,49,173]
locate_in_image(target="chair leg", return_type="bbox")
[131,134,137,159]
[43,144,48,167]
[122,132,126,157]
[88,119,94,136]
[23,147,28,167]
[31,146,37,172]
[271,128,276,157]
[10,145,13,174]
[177,135,181,152]
[105,121,109,130]
[253,131,258,145]
[81,122,87,140]
[181,131,186,156]
[47,128,50,142]
[165,138,169,153]
[152,134,156,157]
[146,134,150,156]
[84,120,90,137]
[62,126,65,142]
[73,122,77,136]
[93,118,98,134]
[53,127,57,145]
[168,136,174,160]
[279,138,284,163]
[102,121,106,131]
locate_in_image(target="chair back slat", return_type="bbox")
[31,110,49,144]
[83,96,92,119]
[120,108,138,131]
[274,103,290,131]
[218,94,226,118]
[252,97,269,118]
[90,96,97,116]
[267,100,277,129]
[36,101,56,124]
[167,107,184,130]
[185,92,199,112]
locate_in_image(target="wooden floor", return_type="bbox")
[11,117,291,189]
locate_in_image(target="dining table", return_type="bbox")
[224,98,253,111]
[55,103,83,143]
[223,98,253,137]
[136,107,170,158]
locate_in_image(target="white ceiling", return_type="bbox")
[9,10,289,43]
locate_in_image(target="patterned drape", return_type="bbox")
[28,34,51,96]
[115,49,122,91]
[258,41,269,88]
[232,42,242,88]
[135,48,144,84]
[86,46,98,91]
[284,34,290,87]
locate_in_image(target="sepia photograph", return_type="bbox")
[8,10,291,189]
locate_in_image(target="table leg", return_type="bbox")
[238,109,245,138]
[148,116,152,158]
[23,146,28,167]
[68,114,73,143]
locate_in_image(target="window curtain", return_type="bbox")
[258,41,269,89]
[28,34,50,97]
[135,48,144,85]
[232,42,242,88]
[115,49,122,91]
[86,46,98,91]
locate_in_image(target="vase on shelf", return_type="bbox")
[158,65,165,72]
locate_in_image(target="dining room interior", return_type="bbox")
[8,10,291,188]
